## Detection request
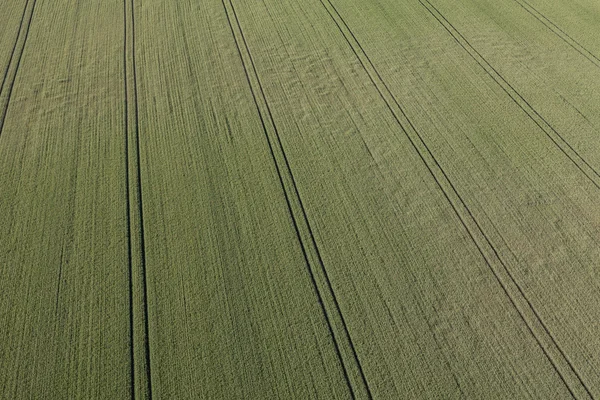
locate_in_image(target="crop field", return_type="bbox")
[1,0,600,398]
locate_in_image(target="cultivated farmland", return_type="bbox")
[1,0,600,398]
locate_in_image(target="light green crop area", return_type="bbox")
[1,0,599,398]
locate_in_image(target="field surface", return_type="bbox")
[1,0,600,398]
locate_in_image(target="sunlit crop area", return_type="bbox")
[1,0,600,398]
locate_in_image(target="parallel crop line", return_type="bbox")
[0,0,37,136]
[221,0,372,398]
[323,0,589,398]
[513,0,600,69]
[124,0,152,398]
[420,0,600,191]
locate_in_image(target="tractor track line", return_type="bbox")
[317,0,466,396]
[322,0,589,397]
[221,0,372,398]
[420,0,594,396]
[513,0,600,69]
[0,0,37,136]
[131,5,153,396]
[0,0,30,95]
[125,0,152,397]
[420,0,600,191]
[123,0,135,398]
[415,9,597,392]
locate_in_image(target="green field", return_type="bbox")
[1,0,600,398]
